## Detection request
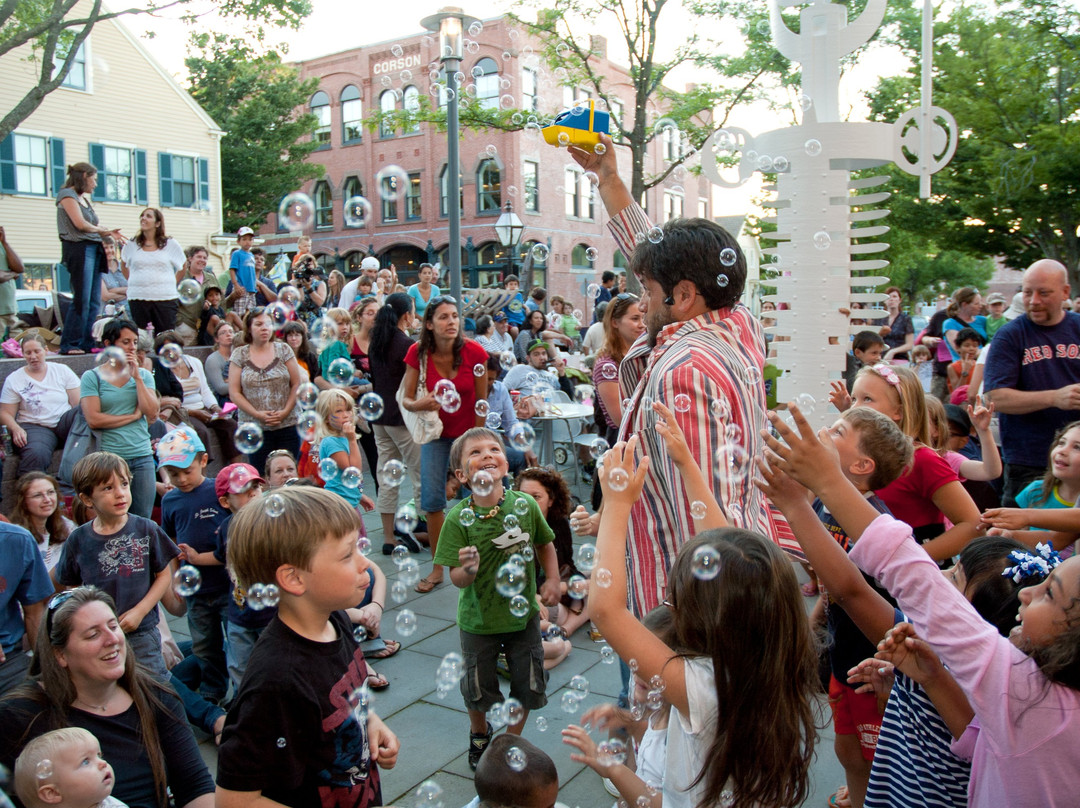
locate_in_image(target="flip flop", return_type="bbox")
[827,786,851,808]
[365,672,390,690]
[415,576,442,594]
[366,639,401,659]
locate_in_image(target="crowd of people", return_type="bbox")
[1,134,1079,808]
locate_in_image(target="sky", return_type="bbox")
[122,0,913,215]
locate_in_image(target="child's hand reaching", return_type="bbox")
[580,703,635,734]
[753,455,812,514]
[458,545,479,576]
[829,381,852,413]
[570,505,600,536]
[980,507,1029,531]
[875,622,946,686]
[359,494,375,512]
[561,724,617,776]
[967,397,994,432]
[847,657,896,700]
[761,405,843,492]
[598,435,650,505]
[652,401,694,469]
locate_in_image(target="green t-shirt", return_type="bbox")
[0,245,14,317]
[986,315,1008,340]
[79,367,155,458]
[434,489,555,635]
[319,340,352,380]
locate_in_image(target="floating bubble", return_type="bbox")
[561,691,582,714]
[506,184,518,196]
[235,422,264,455]
[512,497,530,518]
[535,715,548,732]
[391,44,403,57]
[773,155,790,172]
[600,644,616,664]
[327,357,355,387]
[575,543,598,573]
[716,443,751,483]
[472,470,495,497]
[589,437,609,459]
[474,363,486,377]
[263,583,280,607]
[584,170,599,186]
[594,142,607,155]
[375,165,408,202]
[390,581,408,603]
[413,781,444,808]
[341,466,362,489]
[503,514,520,532]
[399,557,421,586]
[797,93,813,111]
[359,392,385,421]
[508,422,536,451]
[95,346,130,384]
[356,536,372,556]
[597,738,628,767]
[719,247,738,267]
[804,138,823,157]
[794,393,817,413]
[569,674,590,698]
[691,545,721,580]
[353,625,368,643]
[813,230,832,250]
[459,508,476,527]
[35,759,53,780]
[710,397,731,420]
[468,20,483,36]
[178,278,202,305]
[743,364,763,385]
[246,583,267,610]
[496,563,527,597]
[508,594,530,618]
[396,609,418,636]
[500,94,515,109]
[308,317,337,351]
[381,459,406,486]
[594,567,613,588]
[567,574,588,599]
[266,301,291,328]
[156,343,183,370]
[724,423,743,443]
[264,493,286,518]
[757,154,774,172]
[343,196,373,228]
[607,467,630,492]
[433,378,456,404]
[395,505,419,535]
[503,697,524,725]
[400,69,413,83]
[173,565,202,597]
[587,283,601,300]
[647,226,664,244]
[690,500,708,520]
[278,192,314,230]
[646,688,665,711]
[673,393,692,413]
[484,143,497,157]
[716,274,730,288]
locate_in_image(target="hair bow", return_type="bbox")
[1002,542,1062,585]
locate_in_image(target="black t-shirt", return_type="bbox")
[882,311,914,357]
[213,514,276,629]
[368,329,415,428]
[925,310,951,376]
[216,611,382,808]
[0,690,214,808]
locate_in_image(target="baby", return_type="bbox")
[14,728,126,808]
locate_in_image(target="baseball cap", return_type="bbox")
[527,339,549,354]
[360,256,380,270]
[986,292,1007,305]
[155,426,206,469]
[492,312,507,322]
[215,463,266,499]
[944,403,971,433]
[237,226,255,237]
[1005,292,1025,321]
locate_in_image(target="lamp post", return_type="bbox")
[421,7,478,312]
[494,201,525,282]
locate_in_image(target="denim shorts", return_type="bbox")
[459,614,547,713]
[419,437,454,513]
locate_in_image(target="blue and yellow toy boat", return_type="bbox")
[542,100,610,148]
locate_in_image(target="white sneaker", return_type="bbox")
[603,777,620,797]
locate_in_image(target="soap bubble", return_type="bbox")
[391,44,403,57]
[341,466,362,489]
[600,644,616,664]
[471,470,495,497]
[502,745,526,772]
[508,594,530,618]
[813,230,832,250]
[567,574,588,599]
[484,143,497,157]
[743,364,763,385]
[690,500,708,520]
[327,357,355,387]
[343,196,373,228]
[691,545,722,580]
[794,393,817,413]
[262,583,280,607]
[380,458,406,486]
[309,317,337,351]
[460,508,476,527]
[594,142,607,155]
[235,422,264,455]
[414,781,444,808]
[720,247,737,267]
[35,759,53,780]
[561,691,582,714]
[353,625,368,643]
[589,437,609,459]
[568,674,590,698]
[468,20,483,36]
[710,397,731,420]
[390,581,408,603]
[508,422,535,451]
[773,155,790,172]
[535,715,548,732]
[607,467,630,492]
[594,568,612,588]
[173,565,202,597]
[757,154,774,172]
[483,411,501,430]
[394,505,419,534]
[646,688,665,710]
[264,493,286,518]
[575,543,598,573]
[797,93,813,111]
[396,609,418,636]
[724,423,743,443]
[178,278,202,305]
[805,138,823,157]
[716,443,750,483]
[278,284,300,310]
[475,400,491,419]
[157,343,183,369]
[495,563,527,597]
[673,393,692,413]
[474,363,486,377]
[502,698,524,726]
[398,557,421,586]
[356,536,371,556]
[266,301,291,328]
[246,583,267,610]
[597,738,628,767]
[433,378,456,404]
[375,165,408,202]
[95,347,130,384]
[531,243,549,261]
[585,246,599,262]
[513,497,530,517]
[587,283,601,299]
[503,514,519,532]
[647,226,664,244]
[278,193,314,230]
[359,392,385,421]
[716,274,730,288]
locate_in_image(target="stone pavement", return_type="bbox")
[169,471,845,807]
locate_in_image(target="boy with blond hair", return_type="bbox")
[15,728,126,808]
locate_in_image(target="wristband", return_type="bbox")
[372,602,384,611]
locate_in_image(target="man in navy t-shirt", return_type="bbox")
[984,259,1080,504]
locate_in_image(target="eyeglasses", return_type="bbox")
[45,589,79,637]
[26,491,57,502]
[428,295,457,309]
[615,293,639,302]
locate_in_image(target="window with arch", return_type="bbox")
[474,57,499,110]
[379,90,397,138]
[571,243,592,269]
[310,91,331,146]
[341,85,362,144]
[314,181,332,228]
[403,86,420,134]
[613,249,627,270]
[439,165,464,217]
[342,177,364,227]
[477,159,501,214]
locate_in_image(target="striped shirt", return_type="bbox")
[607,203,799,616]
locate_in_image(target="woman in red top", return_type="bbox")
[402,296,489,592]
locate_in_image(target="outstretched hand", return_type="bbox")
[829,381,852,413]
[967,397,994,432]
[567,133,618,184]
[875,622,945,686]
[598,435,650,505]
[847,657,895,700]
[760,405,843,493]
[652,401,694,469]
[753,454,811,514]
[980,507,1029,532]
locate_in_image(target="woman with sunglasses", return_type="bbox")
[593,293,645,445]
[401,296,489,592]
[228,307,301,472]
[9,472,73,572]
[0,587,215,808]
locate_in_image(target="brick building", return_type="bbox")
[257,15,710,311]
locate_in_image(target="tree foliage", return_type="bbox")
[185,37,324,232]
[865,0,1080,285]
[0,0,311,143]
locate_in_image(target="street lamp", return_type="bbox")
[494,201,525,281]
[421,6,479,311]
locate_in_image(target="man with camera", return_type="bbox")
[290,253,328,326]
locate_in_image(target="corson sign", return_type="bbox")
[373,54,422,75]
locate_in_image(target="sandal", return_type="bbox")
[366,639,401,659]
[827,786,851,808]
[365,672,390,690]
[415,576,442,593]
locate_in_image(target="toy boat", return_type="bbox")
[542,99,610,148]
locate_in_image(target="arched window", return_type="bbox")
[341,85,362,144]
[314,181,332,229]
[403,86,420,134]
[343,176,363,200]
[571,243,591,269]
[379,90,397,138]
[473,57,499,110]
[439,165,463,217]
[310,91,330,146]
[342,177,365,227]
[476,159,501,214]
[613,249,627,270]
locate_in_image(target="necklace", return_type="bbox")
[472,493,506,521]
[73,694,112,713]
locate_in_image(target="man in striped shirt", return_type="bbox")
[571,134,798,617]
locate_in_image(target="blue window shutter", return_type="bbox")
[88,143,105,201]
[135,150,148,205]
[49,138,65,196]
[158,152,173,207]
[197,157,209,208]
[0,136,15,194]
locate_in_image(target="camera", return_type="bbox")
[295,260,321,283]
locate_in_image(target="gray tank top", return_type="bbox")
[57,188,101,243]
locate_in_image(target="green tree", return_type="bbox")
[185,38,324,232]
[865,1,1080,286]
[0,0,311,143]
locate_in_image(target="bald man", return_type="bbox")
[985,259,1080,504]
